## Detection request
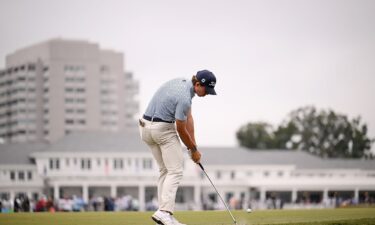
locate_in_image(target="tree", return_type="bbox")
[236,122,275,149]
[236,106,374,158]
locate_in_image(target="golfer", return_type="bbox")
[139,70,217,225]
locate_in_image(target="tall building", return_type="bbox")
[0,39,139,143]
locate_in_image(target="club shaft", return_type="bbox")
[200,164,237,224]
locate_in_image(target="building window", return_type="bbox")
[65,119,74,124]
[76,88,85,93]
[0,193,10,201]
[10,171,15,181]
[175,188,184,203]
[49,158,60,170]
[77,109,86,114]
[66,158,70,167]
[64,65,85,72]
[65,98,74,103]
[65,77,85,83]
[27,98,36,103]
[278,171,284,177]
[18,76,26,81]
[135,159,139,170]
[65,77,74,82]
[27,171,32,180]
[143,159,152,170]
[0,192,12,201]
[65,87,74,93]
[113,158,123,170]
[100,65,110,73]
[28,64,36,71]
[230,171,235,180]
[77,119,86,125]
[32,193,39,201]
[18,171,25,181]
[66,109,74,114]
[216,171,222,179]
[76,98,86,103]
[264,171,270,177]
[81,158,91,170]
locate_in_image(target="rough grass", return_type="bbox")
[0,208,375,225]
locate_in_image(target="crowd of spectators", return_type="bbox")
[0,194,150,213]
[1,191,374,213]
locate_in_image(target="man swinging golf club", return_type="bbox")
[139,70,217,225]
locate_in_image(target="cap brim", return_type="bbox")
[206,87,217,95]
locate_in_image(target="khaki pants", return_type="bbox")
[139,119,184,213]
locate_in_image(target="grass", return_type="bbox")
[1,208,375,225]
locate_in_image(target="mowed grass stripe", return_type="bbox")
[0,208,375,225]
[177,209,375,225]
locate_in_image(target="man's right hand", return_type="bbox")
[190,150,201,163]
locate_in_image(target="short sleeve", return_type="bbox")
[175,99,191,121]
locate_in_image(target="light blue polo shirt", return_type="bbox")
[144,78,195,121]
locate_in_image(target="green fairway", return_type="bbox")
[1,208,375,225]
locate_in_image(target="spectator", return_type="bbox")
[72,195,85,212]
[46,196,55,212]
[22,196,30,212]
[132,198,139,211]
[146,197,158,211]
[91,197,98,211]
[35,196,47,212]
[104,197,115,211]
[1,199,12,213]
[13,197,21,212]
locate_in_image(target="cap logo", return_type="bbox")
[209,81,216,87]
[201,78,206,83]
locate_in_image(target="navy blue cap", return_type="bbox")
[196,70,217,95]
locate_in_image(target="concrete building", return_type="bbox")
[1,131,374,211]
[0,39,139,143]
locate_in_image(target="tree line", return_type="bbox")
[236,106,374,158]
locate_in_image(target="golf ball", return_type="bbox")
[247,208,252,213]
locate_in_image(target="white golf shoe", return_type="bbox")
[152,210,175,225]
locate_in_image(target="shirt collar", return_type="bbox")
[189,80,195,98]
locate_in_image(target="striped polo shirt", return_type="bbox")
[144,78,195,121]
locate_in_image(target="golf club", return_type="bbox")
[198,162,238,225]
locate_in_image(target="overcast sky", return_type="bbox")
[1,0,374,148]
